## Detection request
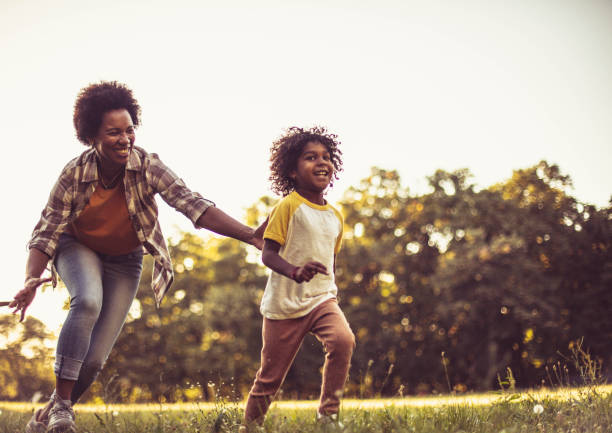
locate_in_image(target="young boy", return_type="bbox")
[242,126,355,430]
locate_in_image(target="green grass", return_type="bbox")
[1,386,610,433]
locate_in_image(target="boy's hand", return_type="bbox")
[291,261,328,283]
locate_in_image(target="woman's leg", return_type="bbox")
[309,300,355,416]
[35,236,105,429]
[70,249,143,403]
[34,240,142,431]
[54,236,105,394]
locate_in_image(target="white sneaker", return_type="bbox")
[25,408,47,433]
[317,411,345,430]
[47,394,76,433]
[238,424,265,433]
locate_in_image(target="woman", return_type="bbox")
[10,81,264,433]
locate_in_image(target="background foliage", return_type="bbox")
[1,161,610,402]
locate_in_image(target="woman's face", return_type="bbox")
[93,109,136,167]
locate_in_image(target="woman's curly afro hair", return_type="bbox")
[269,126,343,196]
[73,81,141,146]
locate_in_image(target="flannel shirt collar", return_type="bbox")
[80,146,143,184]
[126,146,144,171]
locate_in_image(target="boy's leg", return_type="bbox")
[310,299,355,416]
[245,316,308,424]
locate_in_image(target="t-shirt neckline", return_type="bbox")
[292,191,330,210]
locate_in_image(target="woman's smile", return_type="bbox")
[94,109,136,167]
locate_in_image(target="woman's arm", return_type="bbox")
[262,239,328,283]
[9,248,52,322]
[147,153,264,249]
[196,207,264,250]
[28,164,75,259]
[15,164,76,321]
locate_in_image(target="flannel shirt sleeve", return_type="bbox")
[28,169,74,258]
[145,153,215,227]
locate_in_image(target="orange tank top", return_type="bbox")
[71,182,141,255]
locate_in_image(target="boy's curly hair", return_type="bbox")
[73,81,141,146]
[269,126,343,196]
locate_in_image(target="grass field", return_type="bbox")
[0,385,610,433]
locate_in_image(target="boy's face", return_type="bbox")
[291,141,334,194]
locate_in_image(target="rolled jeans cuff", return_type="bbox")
[54,355,83,381]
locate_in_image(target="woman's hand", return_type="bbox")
[9,276,52,322]
[250,236,264,251]
[250,216,269,251]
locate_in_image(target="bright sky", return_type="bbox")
[1,0,611,334]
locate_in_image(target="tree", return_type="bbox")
[336,168,445,395]
[428,161,611,389]
[97,226,269,403]
[66,161,611,402]
[0,315,55,401]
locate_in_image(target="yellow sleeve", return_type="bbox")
[263,196,294,246]
[333,207,344,254]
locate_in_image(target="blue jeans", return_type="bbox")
[53,234,143,403]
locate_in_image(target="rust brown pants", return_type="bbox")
[244,298,355,423]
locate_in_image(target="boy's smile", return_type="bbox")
[291,141,334,204]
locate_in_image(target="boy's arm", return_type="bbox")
[262,239,328,283]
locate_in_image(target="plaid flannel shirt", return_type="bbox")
[28,146,214,307]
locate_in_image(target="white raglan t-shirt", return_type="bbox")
[261,191,344,320]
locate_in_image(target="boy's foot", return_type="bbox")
[47,394,76,433]
[316,411,345,430]
[238,423,265,433]
[25,408,47,433]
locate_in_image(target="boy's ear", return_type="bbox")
[289,170,297,180]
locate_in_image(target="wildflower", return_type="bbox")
[533,404,544,414]
[31,391,43,403]
[113,411,119,417]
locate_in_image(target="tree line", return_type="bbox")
[1,161,610,402]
